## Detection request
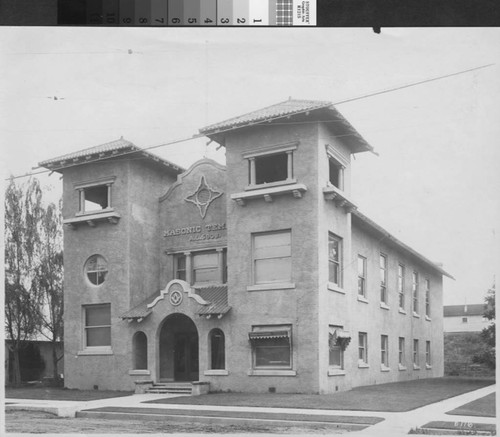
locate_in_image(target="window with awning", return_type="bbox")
[249,326,292,369]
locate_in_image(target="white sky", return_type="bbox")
[1,27,499,306]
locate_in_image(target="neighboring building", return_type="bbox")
[443,304,488,333]
[39,99,452,394]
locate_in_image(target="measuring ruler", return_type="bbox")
[81,0,315,26]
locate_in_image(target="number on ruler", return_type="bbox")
[204,18,213,24]
[171,17,181,24]
[122,17,132,24]
[237,18,245,24]
[188,18,197,24]
[139,18,148,24]
[155,18,165,24]
[220,18,229,24]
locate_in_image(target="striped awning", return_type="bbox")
[248,331,290,342]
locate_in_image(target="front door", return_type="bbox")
[174,333,199,381]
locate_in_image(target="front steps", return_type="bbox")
[146,382,193,395]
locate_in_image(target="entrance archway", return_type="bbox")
[159,313,199,382]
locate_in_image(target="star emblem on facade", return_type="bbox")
[184,176,223,219]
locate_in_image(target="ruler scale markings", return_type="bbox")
[200,0,217,25]
[233,0,248,25]
[151,0,168,25]
[168,0,184,25]
[217,0,232,25]
[102,0,119,25]
[119,0,134,25]
[184,0,200,25]
[135,0,151,25]
[87,0,103,24]
[249,0,268,25]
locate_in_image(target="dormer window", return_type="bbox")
[244,143,297,188]
[75,177,116,215]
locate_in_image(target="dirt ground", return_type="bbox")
[5,410,346,434]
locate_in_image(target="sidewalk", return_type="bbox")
[6,384,496,434]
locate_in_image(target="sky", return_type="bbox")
[1,27,499,306]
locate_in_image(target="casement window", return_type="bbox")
[398,264,405,310]
[174,249,227,285]
[398,337,405,366]
[358,332,368,364]
[84,255,108,286]
[75,177,115,215]
[84,304,111,348]
[380,254,388,304]
[209,329,226,370]
[249,325,292,369]
[328,157,344,190]
[425,279,430,317]
[357,256,367,298]
[132,331,147,370]
[412,271,419,314]
[426,341,431,366]
[328,325,344,369]
[413,339,419,367]
[381,335,389,367]
[328,233,342,286]
[253,230,292,285]
[245,144,297,187]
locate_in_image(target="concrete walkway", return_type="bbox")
[6,384,496,435]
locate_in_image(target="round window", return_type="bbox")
[85,255,108,286]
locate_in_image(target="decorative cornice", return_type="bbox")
[147,279,209,310]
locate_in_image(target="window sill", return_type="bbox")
[358,362,369,369]
[380,303,390,310]
[425,364,432,370]
[413,312,420,318]
[357,295,369,304]
[77,347,113,356]
[425,315,431,321]
[247,283,295,292]
[322,186,357,212]
[380,365,390,372]
[231,183,307,206]
[413,364,421,370]
[204,370,229,376]
[247,369,297,377]
[328,368,346,376]
[398,308,407,315]
[129,369,150,376]
[64,210,120,229]
[245,179,297,191]
[75,207,115,217]
[327,282,345,294]
[398,364,407,371]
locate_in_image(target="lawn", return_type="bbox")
[5,386,133,401]
[446,393,496,418]
[146,377,494,412]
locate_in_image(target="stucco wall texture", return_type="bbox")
[59,119,445,393]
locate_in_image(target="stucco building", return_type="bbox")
[39,99,452,394]
[443,304,488,333]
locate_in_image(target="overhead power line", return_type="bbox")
[5,63,495,181]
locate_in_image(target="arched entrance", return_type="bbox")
[159,313,199,382]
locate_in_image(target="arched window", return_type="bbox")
[133,331,148,370]
[209,329,225,370]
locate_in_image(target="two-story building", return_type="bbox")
[39,99,452,394]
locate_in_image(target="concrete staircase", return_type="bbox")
[146,382,193,395]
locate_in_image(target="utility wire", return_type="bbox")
[5,63,494,181]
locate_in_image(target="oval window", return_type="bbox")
[85,255,108,286]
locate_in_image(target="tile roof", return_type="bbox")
[199,99,373,154]
[444,304,485,317]
[196,285,231,316]
[200,99,332,134]
[120,285,230,320]
[38,137,183,174]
